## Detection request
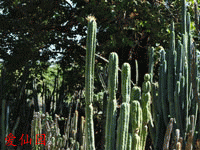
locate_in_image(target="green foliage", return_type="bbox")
[42,64,62,93]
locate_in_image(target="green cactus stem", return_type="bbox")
[116,62,131,150]
[116,102,130,150]
[130,100,142,137]
[141,74,153,149]
[85,15,96,150]
[127,133,132,150]
[148,47,154,83]
[174,81,183,132]
[160,49,169,126]
[131,86,141,101]
[135,59,139,86]
[80,116,85,147]
[130,100,142,149]
[132,129,140,150]
[182,0,187,35]
[168,22,176,118]
[194,1,199,31]
[130,86,142,148]
[105,52,118,150]
[122,63,131,103]
[141,74,153,126]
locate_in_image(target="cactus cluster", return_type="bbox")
[148,0,200,148]
[30,1,200,148]
[104,53,152,150]
[31,109,83,150]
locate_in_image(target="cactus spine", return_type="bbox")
[85,15,96,150]
[105,52,118,150]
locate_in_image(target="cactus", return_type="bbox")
[29,1,200,148]
[168,21,176,119]
[174,81,182,132]
[130,92,142,133]
[141,74,152,149]
[130,100,142,149]
[85,15,97,150]
[80,116,86,147]
[194,0,199,32]
[116,62,131,150]
[31,110,84,150]
[148,47,154,83]
[132,129,140,150]
[129,86,142,150]
[105,52,118,150]
[182,0,187,35]
[131,86,141,101]
[141,74,152,125]
[116,102,130,150]
[149,0,200,148]
[127,133,132,150]
[163,118,174,150]
[121,63,131,103]
[160,49,169,126]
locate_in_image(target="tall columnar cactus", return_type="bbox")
[168,21,176,118]
[141,74,152,150]
[105,52,118,150]
[148,47,154,83]
[127,133,132,150]
[116,63,131,150]
[174,81,182,132]
[141,74,152,125]
[116,102,130,150]
[183,60,189,137]
[149,82,165,149]
[177,40,183,80]
[130,86,142,149]
[182,0,187,35]
[159,49,169,126]
[132,129,140,150]
[130,100,142,150]
[121,63,131,103]
[85,15,96,150]
[194,0,199,32]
